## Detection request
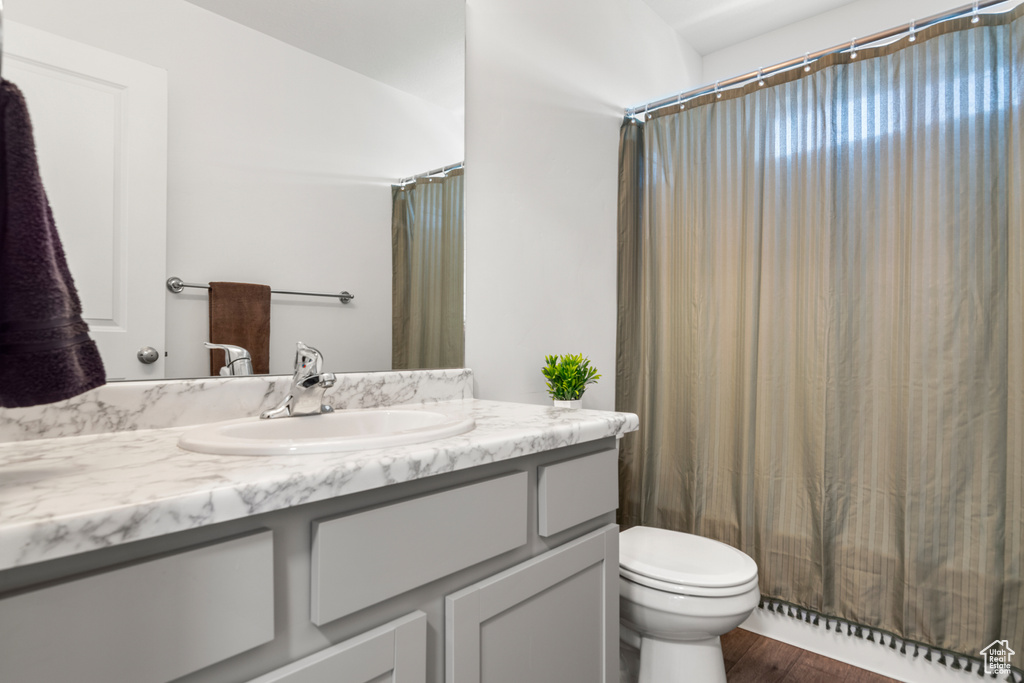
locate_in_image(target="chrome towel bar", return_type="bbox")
[166,277,355,304]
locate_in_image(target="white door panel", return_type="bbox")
[5,21,167,380]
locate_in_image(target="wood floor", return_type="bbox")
[721,629,903,683]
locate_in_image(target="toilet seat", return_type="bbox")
[620,566,760,598]
[620,526,758,598]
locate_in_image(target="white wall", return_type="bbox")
[464,0,701,409]
[703,0,969,84]
[8,0,463,377]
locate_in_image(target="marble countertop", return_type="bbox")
[0,399,638,571]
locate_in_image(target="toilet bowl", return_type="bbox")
[619,526,760,683]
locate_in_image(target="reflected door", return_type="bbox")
[6,22,168,380]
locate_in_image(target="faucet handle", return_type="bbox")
[293,341,324,377]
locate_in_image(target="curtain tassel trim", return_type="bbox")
[757,598,1023,681]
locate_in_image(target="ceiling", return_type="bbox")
[639,0,859,55]
[183,0,465,112]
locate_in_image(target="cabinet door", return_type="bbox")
[248,611,426,683]
[445,524,618,683]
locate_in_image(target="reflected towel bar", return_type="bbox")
[166,277,355,304]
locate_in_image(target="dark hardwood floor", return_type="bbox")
[721,629,903,683]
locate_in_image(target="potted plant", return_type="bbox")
[541,354,601,408]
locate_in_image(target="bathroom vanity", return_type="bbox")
[0,369,637,683]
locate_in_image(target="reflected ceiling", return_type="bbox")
[184,0,465,112]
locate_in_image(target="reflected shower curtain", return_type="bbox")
[392,169,464,369]
[617,10,1022,665]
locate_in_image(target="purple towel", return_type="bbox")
[0,80,105,408]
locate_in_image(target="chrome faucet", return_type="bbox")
[205,342,254,376]
[260,342,336,419]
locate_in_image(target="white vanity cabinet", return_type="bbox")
[0,439,621,683]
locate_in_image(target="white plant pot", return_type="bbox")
[553,399,583,409]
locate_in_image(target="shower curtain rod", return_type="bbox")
[626,0,1017,119]
[398,161,463,186]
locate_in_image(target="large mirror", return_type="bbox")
[5,0,465,380]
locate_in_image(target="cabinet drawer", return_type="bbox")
[312,472,527,625]
[538,449,618,536]
[0,530,274,683]
[249,611,426,683]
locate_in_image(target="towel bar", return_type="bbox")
[166,277,354,304]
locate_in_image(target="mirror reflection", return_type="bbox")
[5,0,465,381]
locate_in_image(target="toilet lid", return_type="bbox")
[619,526,758,589]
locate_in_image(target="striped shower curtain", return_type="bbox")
[616,8,1022,670]
[392,169,465,370]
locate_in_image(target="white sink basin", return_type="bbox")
[178,408,476,456]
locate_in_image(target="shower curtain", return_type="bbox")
[617,8,1022,669]
[392,169,465,370]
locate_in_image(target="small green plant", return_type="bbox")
[541,354,601,401]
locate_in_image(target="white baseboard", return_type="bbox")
[741,608,990,683]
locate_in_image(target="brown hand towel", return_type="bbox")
[0,80,106,408]
[208,282,271,375]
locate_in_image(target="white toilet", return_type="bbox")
[619,526,760,683]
